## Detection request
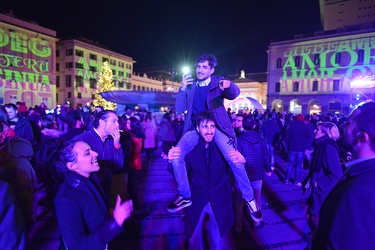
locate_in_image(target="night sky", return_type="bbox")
[2,0,321,76]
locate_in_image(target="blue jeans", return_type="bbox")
[285,150,304,183]
[235,180,263,231]
[266,143,275,168]
[172,129,254,201]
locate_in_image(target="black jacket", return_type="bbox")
[237,130,271,181]
[185,137,234,238]
[13,117,34,144]
[54,172,123,249]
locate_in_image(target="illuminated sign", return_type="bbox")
[0,29,51,57]
[0,27,52,84]
[279,36,375,93]
[0,79,55,107]
[0,26,54,106]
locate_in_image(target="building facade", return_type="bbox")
[0,13,58,108]
[267,24,375,116]
[131,72,177,92]
[56,38,136,108]
[320,0,375,31]
[56,38,181,108]
[226,71,267,112]
[0,12,192,111]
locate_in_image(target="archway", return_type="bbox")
[271,99,283,113]
[308,99,321,115]
[328,99,343,114]
[224,95,264,113]
[289,99,302,114]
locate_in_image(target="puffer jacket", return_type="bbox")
[237,130,271,181]
[0,137,38,232]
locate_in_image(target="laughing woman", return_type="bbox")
[54,140,133,250]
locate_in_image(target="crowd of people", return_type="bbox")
[228,104,375,249]
[1,52,375,250]
[0,101,172,249]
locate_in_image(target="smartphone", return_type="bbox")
[184,74,194,90]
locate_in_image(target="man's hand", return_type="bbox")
[180,74,194,91]
[168,146,181,161]
[219,79,231,90]
[228,149,246,164]
[111,129,121,147]
[265,172,272,177]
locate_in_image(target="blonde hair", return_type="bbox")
[317,121,340,141]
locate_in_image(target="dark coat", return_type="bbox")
[54,172,123,250]
[0,180,28,250]
[59,127,84,142]
[285,121,312,152]
[305,122,316,151]
[13,117,34,144]
[0,137,38,233]
[261,119,280,144]
[237,130,272,182]
[172,119,185,143]
[185,137,234,238]
[306,136,342,216]
[312,158,375,250]
[176,75,240,139]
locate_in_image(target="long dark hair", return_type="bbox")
[54,140,78,174]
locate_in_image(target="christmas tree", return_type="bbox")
[93,61,117,110]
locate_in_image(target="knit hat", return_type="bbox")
[296,114,304,121]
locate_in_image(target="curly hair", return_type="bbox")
[195,53,218,69]
[194,111,216,128]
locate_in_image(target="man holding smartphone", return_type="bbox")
[168,53,262,223]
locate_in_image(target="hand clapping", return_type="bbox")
[113,195,133,226]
